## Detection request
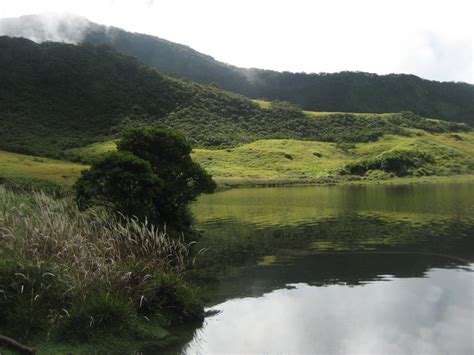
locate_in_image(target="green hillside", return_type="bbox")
[195,131,474,186]
[2,129,474,189]
[1,36,468,160]
[1,14,474,124]
[79,21,474,125]
[66,130,474,187]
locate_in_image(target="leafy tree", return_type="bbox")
[75,128,216,230]
[75,151,161,221]
[117,128,216,227]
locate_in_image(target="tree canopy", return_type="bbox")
[75,128,216,231]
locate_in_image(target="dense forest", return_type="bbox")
[1,14,473,125]
[0,37,468,158]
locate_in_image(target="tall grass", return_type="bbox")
[0,187,202,342]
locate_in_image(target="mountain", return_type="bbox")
[0,36,467,158]
[1,14,473,125]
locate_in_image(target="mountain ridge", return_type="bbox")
[0,36,467,159]
[1,13,473,125]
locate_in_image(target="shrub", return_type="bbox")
[345,150,435,176]
[75,151,161,221]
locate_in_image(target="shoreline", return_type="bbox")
[214,174,474,191]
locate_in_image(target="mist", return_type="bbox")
[0,13,93,44]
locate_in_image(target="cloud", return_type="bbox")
[391,29,472,83]
[0,13,91,43]
[0,0,472,83]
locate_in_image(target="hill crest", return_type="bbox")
[1,13,473,124]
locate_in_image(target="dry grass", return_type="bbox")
[0,187,206,346]
[0,187,191,298]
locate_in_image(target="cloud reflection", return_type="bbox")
[185,267,473,354]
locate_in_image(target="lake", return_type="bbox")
[162,183,474,354]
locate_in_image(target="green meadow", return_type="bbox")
[2,129,474,189]
[195,129,474,187]
[2,101,474,189]
[0,150,85,186]
[65,130,474,187]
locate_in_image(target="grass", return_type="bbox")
[252,99,393,118]
[3,130,474,189]
[68,140,118,163]
[252,99,272,109]
[0,187,203,350]
[0,150,85,186]
[193,139,347,184]
[193,131,474,187]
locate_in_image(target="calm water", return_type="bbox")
[163,183,474,354]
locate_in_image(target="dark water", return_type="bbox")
[165,183,474,354]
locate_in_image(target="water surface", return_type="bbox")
[166,183,474,354]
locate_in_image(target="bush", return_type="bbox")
[345,150,435,177]
[75,151,161,221]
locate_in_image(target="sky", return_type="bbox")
[1,0,473,83]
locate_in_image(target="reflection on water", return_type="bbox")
[187,268,473,354]
[163,183,474,354]
[194,183,474,227]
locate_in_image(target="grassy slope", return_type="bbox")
[194,131,474,186]
[65,130,474,187]
[0,150,85,185]
[2,101,473,188]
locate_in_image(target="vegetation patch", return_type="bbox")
[2,131,474,189]
[345,150,435,176]
[0,150,85,185]
[75,128,216,233]
[0,187,204,348]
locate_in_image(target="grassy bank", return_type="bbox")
[0,187,205,352]
[194,130,474,187]
[2,129,474,190]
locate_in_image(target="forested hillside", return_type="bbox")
[1,14,473,125]
[0,36,468,158]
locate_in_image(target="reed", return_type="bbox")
[0,186,202,341]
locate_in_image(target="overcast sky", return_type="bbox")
[1,0,472,83]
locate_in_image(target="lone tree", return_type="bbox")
[75,128,216,230]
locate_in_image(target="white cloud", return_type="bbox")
[0,0,472,83]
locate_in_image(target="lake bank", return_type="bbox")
[0,187,207,354]
[1,182,473,353]
[213,173,474,189]
[3,129,474,190]
[2,147,474,192]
